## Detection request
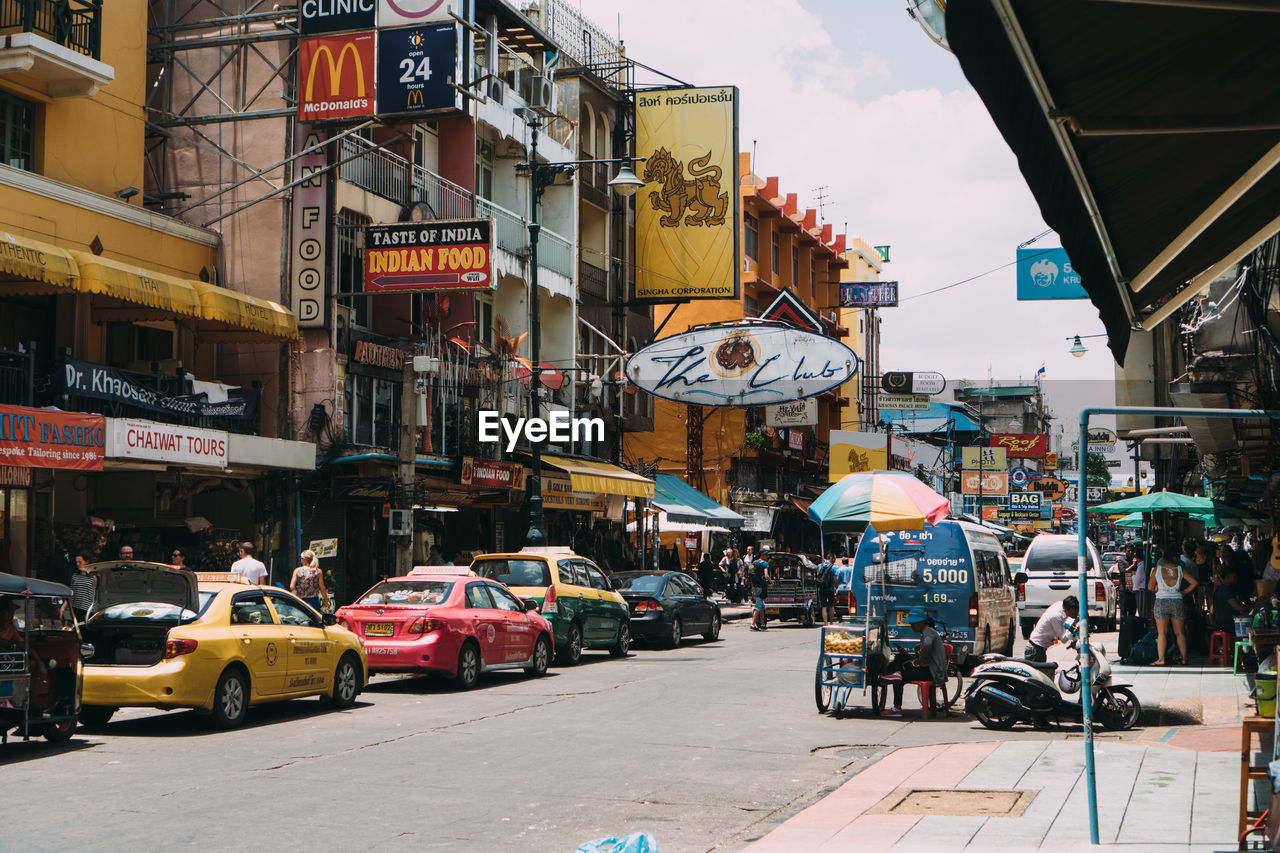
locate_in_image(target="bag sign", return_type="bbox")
[1009,491,1042,511]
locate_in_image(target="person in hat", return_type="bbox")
[878,606,947,717]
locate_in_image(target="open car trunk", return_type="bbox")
[82,562,199,666]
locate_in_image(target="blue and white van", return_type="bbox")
[848,519,1017,664]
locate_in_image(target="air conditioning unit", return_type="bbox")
[825,310,838,323]
[486,78,504,104]
[528,73,555,115]
[388,509,412,536]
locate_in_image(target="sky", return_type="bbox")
[580,0,1119,385]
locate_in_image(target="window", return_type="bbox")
[465,583,495,609]
[269,594,322,627]
[346,374,401,448]
[231,592,274,626]
[810,265,816,299]
[487,584,525,612]
[771,231,779,276]
[105,323,175,367]
[744,212,759,260]
[792,247,799,286]
[476,140,494,201]
[582,562,611,591]
[336,209,370,328]
[0,90,36,172]
[473,559,551,587]
[474,292,494,351]
[558,559,586,587]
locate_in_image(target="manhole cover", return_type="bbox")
[869,788,1037,817]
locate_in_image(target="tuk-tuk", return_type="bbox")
[0,572,87,743]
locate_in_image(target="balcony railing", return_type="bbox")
[0,0,102,59]
[579,261,607,300]
[0,347,34,407]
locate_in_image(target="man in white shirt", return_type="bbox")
[1025,595,1079,662]
[231,542,268,585]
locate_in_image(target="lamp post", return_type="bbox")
[517,114,644,546]
[1066,332,1108,358]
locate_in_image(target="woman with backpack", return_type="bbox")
[816,560,837,624]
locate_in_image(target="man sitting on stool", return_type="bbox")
[1026,595,1080,662]
[879,606,946,717]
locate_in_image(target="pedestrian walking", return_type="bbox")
[70,552,96,622]
[816,559,837,624]
[231,541,268,585]
[697,551,716,597]
[719,548,740,603]
[290,549,330,612]
[748,556,771,631]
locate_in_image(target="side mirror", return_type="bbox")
[322,612,337,626]
[1014,571,1028,586]
[79,643,95,660]
[523,598,540,613]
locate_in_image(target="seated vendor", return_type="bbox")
[0,597,22,650]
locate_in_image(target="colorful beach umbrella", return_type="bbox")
[808,470,950,533]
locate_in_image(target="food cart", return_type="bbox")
[815,618,888,717]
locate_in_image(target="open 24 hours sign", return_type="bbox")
[363,219,492,292]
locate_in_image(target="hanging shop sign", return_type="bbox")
[378,0,455,28]
[309,538,339,558]
[352,339,405,370]
[0,465,33,487]
[364,219,492,292]
[1009,491,1042,511]
[626,322,858,406]
[877,393,929,411]
[57,359,258,420]
[375,23,460,115]
[297,33,376,122]
[1015,247,1087,300]
[290,124,328,328]
[829,430,887,481]
[960,470,1008,495]
[1044,452,1058,469]
[764,399,818,427]
[759,290,823,333]
[1036,477,1067,502]
[880,371,946,395]
[0,404,104,471]
[788,428,806,451]
[998,509,1041,520]
[989,433,1047,459]
[960,446,1006,470]
[107,420,228,469]
[459,457,524,490]
[1086,427,1117,447]
[541,476,606,512]
[299,0,374,35]
[839,281,899,308]
[634,86,739,300]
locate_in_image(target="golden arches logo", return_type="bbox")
[304,42,367,100]
[407,88,424,107]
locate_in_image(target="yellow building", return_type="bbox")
[839,239,888,429]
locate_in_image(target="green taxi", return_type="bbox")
[470,548,630,665]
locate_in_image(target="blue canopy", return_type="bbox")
[879,402,980,435]
[652,474,745,529]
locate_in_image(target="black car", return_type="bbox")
[612,572,721,647]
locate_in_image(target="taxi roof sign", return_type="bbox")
[195,572,252,584]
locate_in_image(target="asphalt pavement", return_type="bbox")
[0,613,1250,853]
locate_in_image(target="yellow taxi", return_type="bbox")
[79,563,367,729]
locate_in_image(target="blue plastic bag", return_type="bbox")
[575,832,658,853]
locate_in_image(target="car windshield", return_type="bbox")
[1025,539,1085,573]
[612,574,666,594]
[357,580,453,605]
[472,559,551,587]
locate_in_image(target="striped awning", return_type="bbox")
[192,281,298,341]
[0,231,78,291]
[540,454,654,499]
[70,251,202,318]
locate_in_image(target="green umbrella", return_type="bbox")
[1086,489,1214,514]
[1114,512,1145,528]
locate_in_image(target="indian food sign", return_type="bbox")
[364,220,492,292]
[634,86,739,300]
[626,322,858,406]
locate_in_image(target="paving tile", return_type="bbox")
[900,742,999,789]
[960,740,1052,789]
[1116,745,1198,846]
[890,814,986,851]
[1189,751,1244,846]
[1046,743,1147,843]
[965,742,1083,850]
[819,813,918,852]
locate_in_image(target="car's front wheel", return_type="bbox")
[327,654,361,707]
[79,705,116,730]
[525,635,551,675]
[609,622,630,658]
[703,612,721,641]
[211,668,249,729]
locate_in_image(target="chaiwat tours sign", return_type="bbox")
[626,321,858,406]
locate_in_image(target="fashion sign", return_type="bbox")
[625,322,858,406]
[0,404,104,471]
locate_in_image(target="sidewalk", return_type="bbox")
[743,658,1256,852]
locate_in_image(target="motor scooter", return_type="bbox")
[964,621,1141,731]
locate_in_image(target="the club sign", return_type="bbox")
[625,322,859,406]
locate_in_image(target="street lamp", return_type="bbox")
[1065,333,1107,358]
[516,113,645,546]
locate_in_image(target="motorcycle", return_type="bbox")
[964,620,1141,732]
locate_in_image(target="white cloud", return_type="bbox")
[581,0,1115,381]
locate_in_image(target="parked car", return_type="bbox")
[1016,535,1115,636]
[470,548,630,664]
[79,563,367,729]
[612,571,721,647]
[849,519,1019,663]
[335,573,553,688]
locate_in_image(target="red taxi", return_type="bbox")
[335,572,553,689]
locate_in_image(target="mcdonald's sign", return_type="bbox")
[297,33,375,121]
[375,23,459,115]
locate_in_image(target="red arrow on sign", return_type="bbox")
[372,274,459,289]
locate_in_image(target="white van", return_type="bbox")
[1016,534,1116,637]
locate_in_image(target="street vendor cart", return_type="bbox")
[815,619,888,717]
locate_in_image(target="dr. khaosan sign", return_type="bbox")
[364,219,492,292]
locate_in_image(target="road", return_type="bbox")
[1,620,1125,853]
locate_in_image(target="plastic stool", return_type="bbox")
[1209,631,1230,666]
[1234,641,1254,674]
[909,682,937,719]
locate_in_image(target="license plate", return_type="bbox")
[365,622,394,637]
[766,607,780,615]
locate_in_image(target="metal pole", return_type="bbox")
[525,117,546,547]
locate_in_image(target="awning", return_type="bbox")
[625,510,729,535]
[192,281,299,342]
[70,251,202,318]
[947,0,1280,363]
[0,231,78,290]
[541,454,654,498]
[652,473,745,528]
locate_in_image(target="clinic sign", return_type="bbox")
[300,0,374,34]
[297,33,375,121]
[375,23,460,115]
[1016,247,1087,300]
[627,322,858,406]
[364,219,492,292]
[107,420,228,469]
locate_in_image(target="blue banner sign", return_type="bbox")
[1016,247,1087,300]
[376,23,459,115]
[839,281,898,308]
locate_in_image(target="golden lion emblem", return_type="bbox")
[643,147,729,228]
